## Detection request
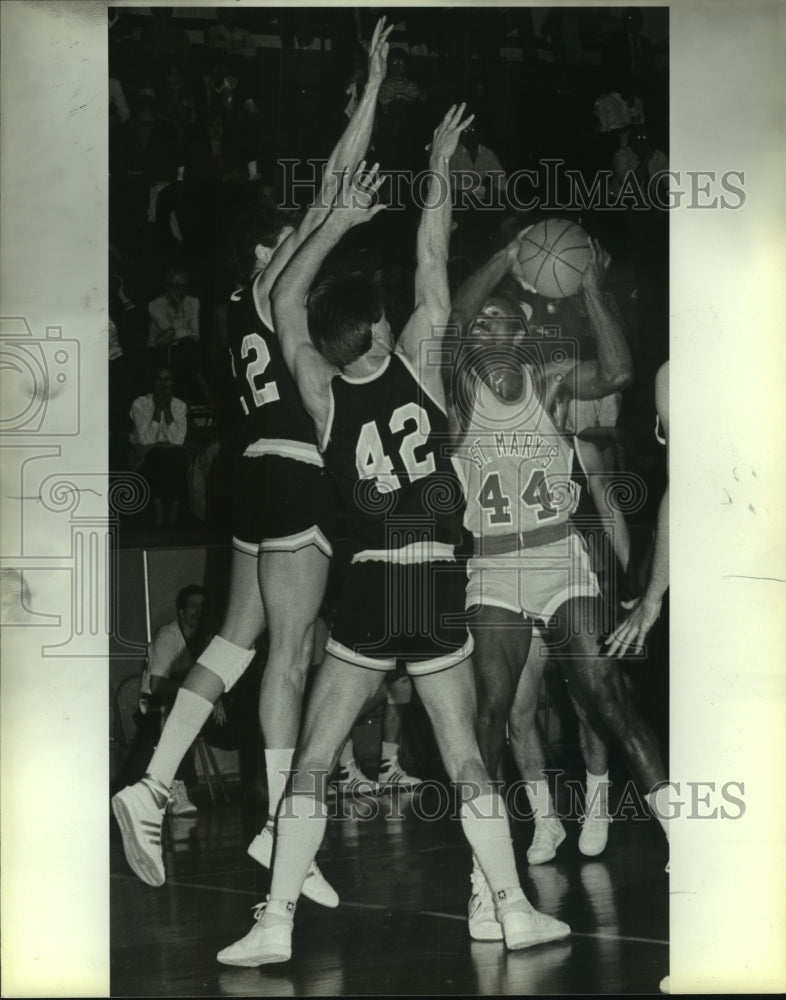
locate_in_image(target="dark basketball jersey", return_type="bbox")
[226,275,322,465]
[322,352,464,559]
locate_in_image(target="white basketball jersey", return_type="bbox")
[453,365,578,540]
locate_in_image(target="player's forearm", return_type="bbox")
[582,286,633,393]
[418,157,452,267]
[271,215,347,355]
[449,248,511,333]
[643,486,669,605]
[325,79,380,186]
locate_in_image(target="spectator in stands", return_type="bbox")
[113,585,210,814]
[129,365,190,528]
[147,264,208,402]
[376,48,426,170]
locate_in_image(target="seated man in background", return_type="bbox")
[128,364,190,528]
[113,585,213,815]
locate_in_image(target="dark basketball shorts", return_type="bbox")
[326,558,473,676]
[232,453,336,557]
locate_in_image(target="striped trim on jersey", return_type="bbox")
[351,541,457,565]
[232,525,333,558]
[243,438,324,467]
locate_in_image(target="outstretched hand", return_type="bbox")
[581,237,611,291]
[367,16,395,88]
[429,103,475,166]
[334,160,387,228]
[603,595,662,658]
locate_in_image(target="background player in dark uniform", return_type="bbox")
[218,112,570,968]
[111,19,395,902]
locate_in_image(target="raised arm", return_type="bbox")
[545,240,633,405]
[270,164,386,440]
[255,18,393,323]
[396,104,474,387]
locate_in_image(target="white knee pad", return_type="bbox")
[199,636,255,692]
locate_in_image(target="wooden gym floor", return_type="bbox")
[110,781,669,996]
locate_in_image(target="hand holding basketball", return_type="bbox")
[581,238,611,293]
[515,218,593,298]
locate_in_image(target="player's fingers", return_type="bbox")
[459,112,475,132]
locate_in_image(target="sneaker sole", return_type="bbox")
[217,949,291,967]
[578,838,608,857]
[504,920,571,950]
[111,795,165,887]
[526,827,567,866]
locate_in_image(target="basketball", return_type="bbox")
[517,219,593,299]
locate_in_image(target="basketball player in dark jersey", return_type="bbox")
[445,241,671,928]
[112,19,395,901]
[217,109,571,968]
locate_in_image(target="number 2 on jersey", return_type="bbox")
[356,403,436,493]
[235,333,280,414]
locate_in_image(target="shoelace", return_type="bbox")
[578,814,612,826]
[251,900,268,923]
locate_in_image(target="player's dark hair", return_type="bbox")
[307,274,384,369]
[176,584,204,613]
[225,187,297,285]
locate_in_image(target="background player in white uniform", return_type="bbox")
[217,113,570,968]
[509,392,636,863]
[111,20,395,902]
[446,239,671,901]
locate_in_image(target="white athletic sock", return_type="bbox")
[525,779,557,821]
[585,770,611,819]
[645,786,672,839]
[339,739,354,769]
[147,688,214,790]
[270,794,328,903]
[460,793,526,899]
[265,748,295,824]
[381,741,399,766]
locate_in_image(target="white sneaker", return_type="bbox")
[167,779,197,817]
[659,975,670,993]
[526,817,566,865]
[494,889,571,950]
[577,812,611,857]
[247,825,339,909]
[217,899,294,967]
[468,862,503,941]
[377,757,423,791]
[111,780,167,886]
[333,761,378,796]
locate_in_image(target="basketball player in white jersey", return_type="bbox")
[216,110,570,967]
[446,241,671,938]
[112,19,394,902]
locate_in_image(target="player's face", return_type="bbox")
[179,595,204,631]
[371,313,392,351]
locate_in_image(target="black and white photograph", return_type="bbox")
[0,2,784,997]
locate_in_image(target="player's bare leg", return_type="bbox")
[218,654,384,966]
[249,544,336,905]
[414,657,570,950]
[469,604,533,780]
[546,597,669,843]
[508,635,567,864]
